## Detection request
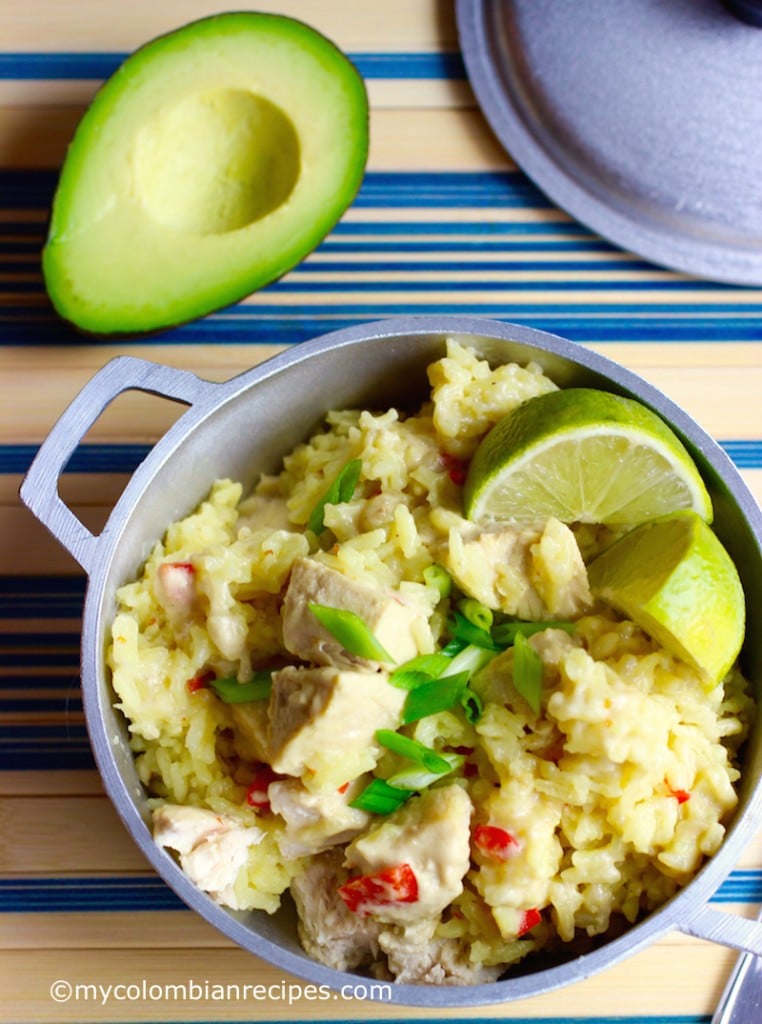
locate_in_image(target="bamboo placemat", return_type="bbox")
[2,2,761,1022]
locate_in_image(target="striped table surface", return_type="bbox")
[2,2,761,1023]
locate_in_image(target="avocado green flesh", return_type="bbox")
[43,13,369,335]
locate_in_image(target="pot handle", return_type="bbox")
[19,355,217,575]
[679,904,762,957]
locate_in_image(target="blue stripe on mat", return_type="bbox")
[0,696,82,714]
[4,256,668,275]
[1,673,80,691]
[0,724,93,770]
[0,876,185,912]
[2,236,624,258]
[0,51,466,82]
[14,275,723,295]
[249,279,731,294]
[0,575,85,618]
[4,315,762,347]
[2,218,592,239]
[5,169,762,346]
[1,169,554,210]
[1,442,153,473]
[0,646,80,667]
[3,707,762,796]
[2,873,757,912]
[3,440,761,477]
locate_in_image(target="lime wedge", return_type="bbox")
[463,388,713,526]
[588,510,745,685]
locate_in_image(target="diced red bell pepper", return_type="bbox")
[439,453,468,486]
[186,669,215,693]
[517,907,542,936]
[665,778,691,804]
[671,788,691,804]
[337,863,419,917]
[473,823,521,861]
[245,764,282,810]
[337,782,350,795]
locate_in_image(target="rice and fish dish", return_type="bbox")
[108,340,753,985]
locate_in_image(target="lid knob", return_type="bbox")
[722,0,762,26]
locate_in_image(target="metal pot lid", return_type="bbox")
[456,0,762,285]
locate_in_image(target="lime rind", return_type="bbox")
[467,424,712,525]
[464,388,713,526]
[588,510,745,685]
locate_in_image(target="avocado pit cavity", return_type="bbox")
[41,12,369,335]
[134,89,301,235]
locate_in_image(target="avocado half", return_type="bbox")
[42,13,369,335]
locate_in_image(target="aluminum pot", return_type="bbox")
[20,316,762,1007]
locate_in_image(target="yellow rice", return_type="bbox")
[108,339,753,975]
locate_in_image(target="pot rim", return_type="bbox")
[33,315,762,1006]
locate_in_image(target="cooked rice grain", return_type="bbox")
[108,339,753,982]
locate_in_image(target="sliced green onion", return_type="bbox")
[308,603,394,663]
[308,458,362,534]
[460,686,483,723]
[440,638,466,658]
[389,652,452,690]
[458,597,494,632]
[513,631,544,714]
[349,777,415,814]
[401,671,471,724]
[376,729,452,773]
[209,672,273,704]
[423,563,452,599]
[448,610,501,651]
[386,751,464,791]
[440,643,496,680]
[491,619,575,646]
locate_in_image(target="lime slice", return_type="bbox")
[463,388,713,526]
[588,510,745,685]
